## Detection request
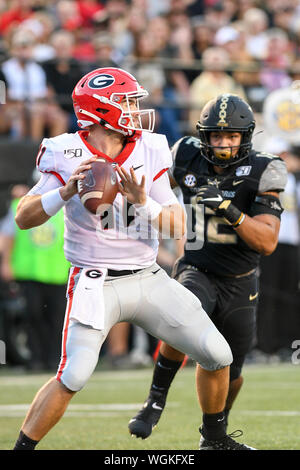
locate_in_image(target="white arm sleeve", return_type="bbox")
[27,172,61,196]
[149,171,179,206]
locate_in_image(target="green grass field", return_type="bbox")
[0,362,299,450]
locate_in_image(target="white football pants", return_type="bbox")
[56,264,232,391]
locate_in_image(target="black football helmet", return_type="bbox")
[196,94,256,167]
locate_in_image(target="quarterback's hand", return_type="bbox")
[60,157,98,201]
[196,185,225,211]
[116,166,147,205]
[196,185,245,227]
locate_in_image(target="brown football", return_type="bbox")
[77,158,118,215]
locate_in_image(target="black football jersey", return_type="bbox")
[172,136,287,276]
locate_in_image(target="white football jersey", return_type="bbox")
[35,131,177,269]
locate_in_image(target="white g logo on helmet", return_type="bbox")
[88,74,115,89]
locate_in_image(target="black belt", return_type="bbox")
[107,268,144,277]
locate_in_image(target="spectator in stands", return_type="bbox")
[103,0,131,60]
[83,32,119,73]
[134,0,170,19]
[183,17,215,83]
[271,4,296,34]
[76,0,104,29]
[1,28,50,140]
[190,17,215,61]
[0,0,33,35]
[0,182,70,371]
[221,0,237,22]
[120,5,149,58]
[242,7,270,61]
[214,23,261,101]
[125,28,182,145]
[23,11,57,63]
[203,1,232,31]
[42,29,83,134]
[233,0,257,21]
[169,16,194,65]
[260,29,293,94]
[188,46,246,131]
[54,0,82,32]
[147,15,190,141]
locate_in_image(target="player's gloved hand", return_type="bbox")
[196,185,245,227]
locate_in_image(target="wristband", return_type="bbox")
[218,200,245,227]
[133,196,162,221]
[41,188,66,216]
[232,212,246,228]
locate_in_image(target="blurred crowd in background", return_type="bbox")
[0,0,300,372]
[2,0,300,142]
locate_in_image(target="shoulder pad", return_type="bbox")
[140,132,173,172]
[46,132,72,147]
[258,158,288,193]
[141,132,169,150]
[36,133,74,174]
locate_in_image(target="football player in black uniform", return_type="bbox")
[128,94,287,450]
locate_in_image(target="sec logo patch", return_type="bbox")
[183,174,197,187]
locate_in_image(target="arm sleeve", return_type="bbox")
[149,171,179,206]
[27,172,61,196]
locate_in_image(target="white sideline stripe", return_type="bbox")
[0,403,150,411]
[240,410,300,416]
[0,404,300,419]
[0,370,155,385]
[0,403,179,418]
[0,412,130,418]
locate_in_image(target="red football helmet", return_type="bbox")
[72,67,155,140]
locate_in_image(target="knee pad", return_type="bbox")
[198,326,233,371]
[57,347,99,392]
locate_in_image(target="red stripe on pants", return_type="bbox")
[56,267,80,382]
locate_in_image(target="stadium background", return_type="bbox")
[0,0,299,441]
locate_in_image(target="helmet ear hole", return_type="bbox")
[96,108,109,114]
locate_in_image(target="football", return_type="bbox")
[77,158,118,214]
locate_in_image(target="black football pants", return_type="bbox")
[173,260,258,381]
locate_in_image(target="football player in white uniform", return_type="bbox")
[12,68,251,450]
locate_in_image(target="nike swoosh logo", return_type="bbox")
[152,402,163,410]
[132,164,144,171]
[152,384,165,391]
[157,361,173,370]
[232,180,243,186]
[152,269,160,274]
[249,292,258,301]
[202,194,223,202]
[217,417,225,422]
